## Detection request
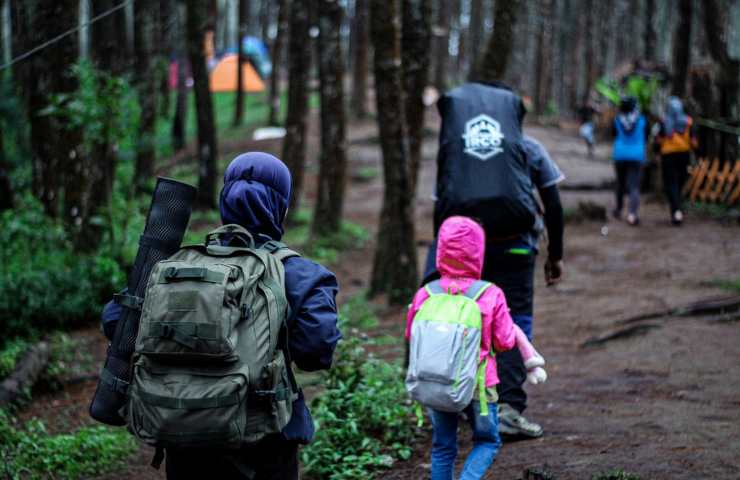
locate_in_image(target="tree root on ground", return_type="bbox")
[581,295,740,348]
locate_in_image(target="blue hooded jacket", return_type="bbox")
[103,152,341,444]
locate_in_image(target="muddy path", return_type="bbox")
[16,109,740,479]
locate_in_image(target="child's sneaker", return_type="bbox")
[498,403,544,438]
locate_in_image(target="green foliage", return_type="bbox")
[339,292,380,330]
[0,196,125,338]
[301,339,416,480]
[0,338,32,379]
[40,60,139,156]
[592,469,642,480]
[0,409,136,479]
[595,75,659,114]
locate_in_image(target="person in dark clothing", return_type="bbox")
[102,152,342,479]
[655,97,698,225]
[611,96,648,226]
[423,134,565,439]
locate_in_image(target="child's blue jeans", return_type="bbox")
[430,402,501,480]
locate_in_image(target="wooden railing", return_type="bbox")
[683,158,740,205]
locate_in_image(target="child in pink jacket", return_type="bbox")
[406,216,546,480]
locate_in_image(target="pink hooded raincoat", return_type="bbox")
[406,216,516,387]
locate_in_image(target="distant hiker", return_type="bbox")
[578,100,599,158]
[612,96,648,226]
[101,152,341,480]
[426,81,565,439]
[655,97,698,225]
[407,216,548,480]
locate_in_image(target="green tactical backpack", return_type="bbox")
[125,224,300,453]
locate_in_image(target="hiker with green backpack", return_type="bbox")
[406,216,547,480]
[100,152,341,479]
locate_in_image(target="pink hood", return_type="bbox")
[436,216,485,280]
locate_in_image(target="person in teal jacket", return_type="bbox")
[612,96,648,225]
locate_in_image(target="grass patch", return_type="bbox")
[0,410,136,479]
[301,338,417,479]
[352,166,380,183]
[686,201,735,220]
[708,278,740,293]
[592,469,642,480]
[284,210,369,265]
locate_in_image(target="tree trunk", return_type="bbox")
[134,0,159,191]
[0,129,12,211]
[158,0,176,118]
[282,0,311,218]
[467,0,484,76]
[644,0,656,61]
[187,0,219,209]
[172,3,188,151]
[268,0,289,125]
[312,0,348,235]
[15,0,81,220]
[369,0,418,305]
[702,0,740,161]
[0,342,49,409]
[581,0,595,104]
[471,0,521,83]
[534,0,555,116]
[351,0,369,118]
[234,0,249,126]
[671,0,692,97]
[432,0,449,90]
[89,0,127,211]
[402,0,431,197]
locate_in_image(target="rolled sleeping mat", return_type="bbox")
[90,177,197,425]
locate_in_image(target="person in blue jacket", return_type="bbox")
[612,96,648,226]
[102,152,342,479]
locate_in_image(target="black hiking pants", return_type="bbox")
[661,152,690,215]
[165,435,299,480]
[614,161,642,216]
[482,249,535,414]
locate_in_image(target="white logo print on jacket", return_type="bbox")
[462,114,505,161]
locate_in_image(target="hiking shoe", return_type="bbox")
[672,210,684,226]
[498,403,544,438]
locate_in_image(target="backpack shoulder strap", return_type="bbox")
[261,240,301,262]
[463,280,491,301]
[424,280,444,296]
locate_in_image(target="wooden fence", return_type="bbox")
[683,158,740,205]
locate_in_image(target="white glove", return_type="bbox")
[524,352,548,385]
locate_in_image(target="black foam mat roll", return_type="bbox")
[90,178,197,425]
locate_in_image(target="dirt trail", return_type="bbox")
[16,110,740,479]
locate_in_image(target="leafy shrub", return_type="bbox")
[301,339,416,479]
[338,292,379,330]
[0,197,125,338]
[0,409,136,479]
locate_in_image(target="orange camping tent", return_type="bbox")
[210,53,266,93]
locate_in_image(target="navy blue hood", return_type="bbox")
[219,152,292,240]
